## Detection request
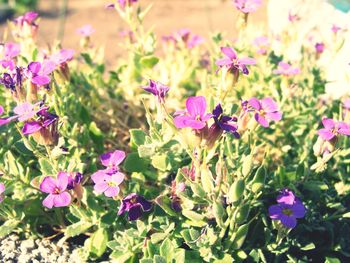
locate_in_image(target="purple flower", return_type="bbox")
[0,102,43,127]
[77,25,95,37]
[91,150,127,198]
[100,150,126,168]
[252,36,269,55]
[26,61,56,86]
[0,183,5,203]
[40,172,72,209]
[216,47,256,75]
[118,0,138,9]
[173,96,212,130]
[118,193,152,221]
[162,29,204,49]
[273,61,301,76]
[288,10,300,23]
[142,79,170,102]
[315,42,325,54]
[343,99,350,110]
[14,11,38,26]
[247,97,282,127]
[212,104,240,137]
[93,171,124,197]
[269,189,306,229]
[50,49,75,66]
[0,42,20,71]
[66,172,83,190]
[233,0,262,13]
[0,73,16,91]
[317,118,350,141]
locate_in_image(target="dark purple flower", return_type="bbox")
[0,73,16,91]
[247,97,282,127]
[173,96,212,130]
[273,61,301,76]
[118,193,152,221]
[66,172,83,190]
[269,189,306,229]
[212,104,240,136]
[233,0,262,13]
[40,172,71,209]
[216,47,256,75]
[318,118,350,141]
[315,42,325,54]
[142,79,170,102]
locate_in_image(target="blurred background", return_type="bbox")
[0,0,267,64]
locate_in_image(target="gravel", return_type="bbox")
[0,234,85,263]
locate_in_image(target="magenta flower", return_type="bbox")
[26,61,56,86]
[91,150,126,198]
[247,97,282,127]
[269,189,306,229]
[233,0,262,13]
[40,172,72,209]
[173,96,212,130]
[77,25,95,37]
[315,42,325,54]
[343,99,350,110]
[118,193,152,221]
[252,36,269,55]
[50,49,75,66]
[288,10,300,23]
[0,42,20,70]
[93,172,124,197]
[0,183,5,203]
[14,11,38,26]
[142,79,170,102]
[0,102,43,127]
[331,24,341,33]
[317,118,350,141]
[162,29,204,49]
[216,47,256,75]
[273,61,301,76]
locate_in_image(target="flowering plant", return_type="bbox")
[0,2,349,262]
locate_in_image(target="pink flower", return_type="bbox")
[173,96,212,130]
[77,25,95,37]
[247,97,282,127]
[50,49,75,66]
[216,47,256,75]
[40,172,72,209]
[93,171,125,197]
[318,118,350,141]
[315,42,325,54]
[100,150,126,168]
[26,61,56,86]
[273,61,301,76]
[0,102,44,127]
[252,36,269,55]
[233,0,262,13]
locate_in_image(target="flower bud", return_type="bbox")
[213,201,225,228]
[201,164,214,193]
[242,154,253,177]
[234,203,250,224]
[251,165,266,193]
[231,223,249,249]
[228,179,245,204]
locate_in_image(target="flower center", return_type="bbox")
[195,115,201,121]
[54,188,61,194]
[282,208,293,216]
[259,109,266,116]
[130,197,137,204]
[108,181,116,187]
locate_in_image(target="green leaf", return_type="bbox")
[140,259,153,263]
[89,122,104,151]
[151,154,170,172]
[81,53,93,65]
[89,228,108,257]
[65,221,92,238]
[300,243,315,251]
[153,255,167,263]
[110,250,133,262]
[325,257,341,263]
[213,254,233,263]
[0,219,19,237]
[39,158,55,176]
[140,56,159,68]
[160,238,175,261]
[124,152,149,173]
[130,129,146,150]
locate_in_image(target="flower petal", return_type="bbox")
[318,129,335,141]
[220,47,237,60]
[100,150,126,167]
[128,204,143,221]
[110,172,125,185]
[322,118,335,129]
[186,96,207,118]
[57,171,69,191]
[268,204,282,219]
[280,215,297,228]
[248,97,261,110]
[104,186,120,197]
[22,121,42,135]
[261,97,279,112]
[40,176,57,193]
[255,113,269,127]
[42,194,55,209]
[265,112,282,122]
[32,75,50,86]
[292,202,306,218]
[94,182,109,194]
[215,58,233,67]
[53,192,71,207]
